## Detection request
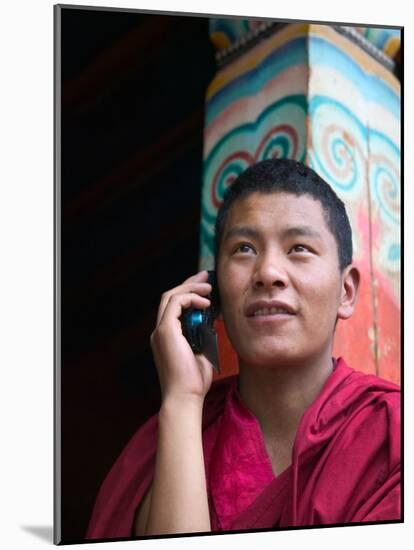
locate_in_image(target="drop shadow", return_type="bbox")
[21,525,54,543]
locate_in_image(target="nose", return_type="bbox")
[252,252,289,290]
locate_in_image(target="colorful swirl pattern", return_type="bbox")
[309,95,400,269]
[201,21,400,381]
[371,158,400,226]
[309,96,367,198]
[200,95,307,262]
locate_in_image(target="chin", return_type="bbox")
[238,345,298,369]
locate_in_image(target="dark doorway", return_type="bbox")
[58,7,216,542]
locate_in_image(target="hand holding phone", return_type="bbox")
[181,271,220,373]
[150,271,217,403]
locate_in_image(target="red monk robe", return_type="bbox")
[86,357,400,539]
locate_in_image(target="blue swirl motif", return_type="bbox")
[260,135,292,162]
[371,163,400,227]
[330,138,358,188]
[217,163,246,206]
[309,96,400,271]
[368,128,400,269]
[309,96,366,194]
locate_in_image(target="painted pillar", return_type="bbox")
[200,22,400,383]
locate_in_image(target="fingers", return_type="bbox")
[156,291,211,332]
[156,271,212,326]
[182,270,210,285]
[150,272,215,401]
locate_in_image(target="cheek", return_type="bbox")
[301,276,341,323]
[218,268,248,320]
[218,261,249,296]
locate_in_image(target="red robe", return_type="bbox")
[86,357,400,539]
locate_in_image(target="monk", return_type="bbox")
[86,159,400,539]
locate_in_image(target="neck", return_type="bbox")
[238,352,335,443]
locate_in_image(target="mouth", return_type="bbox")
[246,301,297,318]
[251,306,295,317]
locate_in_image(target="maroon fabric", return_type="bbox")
[86,357,400,539]
[203,377,276,530]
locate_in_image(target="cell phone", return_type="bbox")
[180,270,221,373]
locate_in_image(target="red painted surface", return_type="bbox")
[369,198,400,385]
[375,271,401,385]
[214,320,239,380]
[333,258,376,376]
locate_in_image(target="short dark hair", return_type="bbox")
[214,159,353,272]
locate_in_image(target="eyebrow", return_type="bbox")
[282,225,323,240]
[223,225,260,241]
[223,224,323,242]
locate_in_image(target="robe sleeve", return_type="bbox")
[85,414,158,540]
[85,377,233,540]
[351,465,401,523]
[350,389,401,524]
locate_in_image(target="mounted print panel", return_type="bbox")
[55,5,402,545]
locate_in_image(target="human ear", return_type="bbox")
[337,265,360,320]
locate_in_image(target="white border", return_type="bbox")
[0,1,410,549]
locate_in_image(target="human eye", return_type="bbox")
[289,243,313,254]
[234,243,255,255]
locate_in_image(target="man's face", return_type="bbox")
[216,191,351,368]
